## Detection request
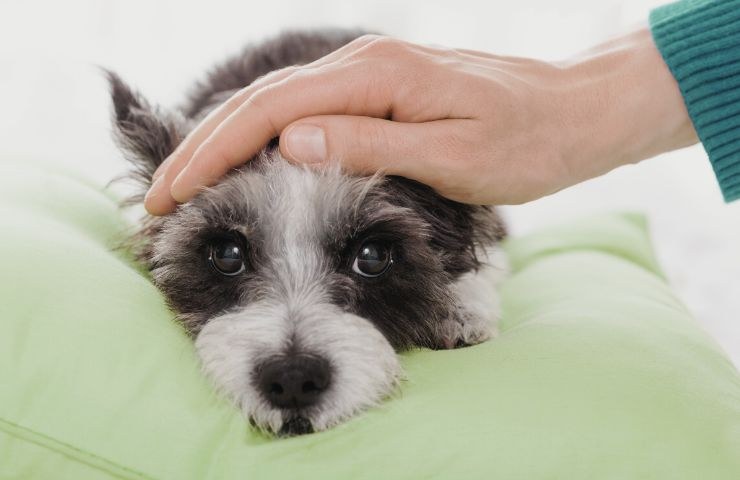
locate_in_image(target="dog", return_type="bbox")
[107,29,508,436]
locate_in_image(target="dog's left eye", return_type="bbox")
[208,240,245,276]
[352,241,393,278]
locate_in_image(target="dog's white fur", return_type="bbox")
[192,161,506,433]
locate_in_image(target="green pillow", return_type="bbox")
[1,160,739,480]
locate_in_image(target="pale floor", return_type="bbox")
[1,0,738,366]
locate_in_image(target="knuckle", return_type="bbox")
[285,64,322,81]
[247,87,271,110]
[250,65,300,91]
[229,86,253,108]
[267,65,300,82]
[364,36,407,56]
[245,89,280,136]
[354,33,383,46]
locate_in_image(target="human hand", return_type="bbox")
[145,27,697,215]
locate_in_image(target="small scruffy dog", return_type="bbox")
[108,29,507,436]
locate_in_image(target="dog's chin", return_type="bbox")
[245,401,319,437]
[244,388,393,437]
[279,416,314,436]
[248,412,314,437]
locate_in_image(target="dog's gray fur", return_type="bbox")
[107,29,508,436]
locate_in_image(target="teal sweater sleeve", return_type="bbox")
[649,0,740,202]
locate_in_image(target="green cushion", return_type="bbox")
[1,160,739,480]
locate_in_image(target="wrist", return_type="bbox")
[555,26,698,182]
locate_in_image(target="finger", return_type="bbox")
[144,68,299,215]
[143,174,180,215]
[145,35,382,215]
[168,60,397,202]
[279,115,474,198]
[148,34,380,185]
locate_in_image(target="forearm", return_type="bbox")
[146,7,737,212]
[554,27,698,185]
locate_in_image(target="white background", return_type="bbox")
[1,0,738,365]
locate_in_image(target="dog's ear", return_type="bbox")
[385,176,506,275]
[105,70,185,195]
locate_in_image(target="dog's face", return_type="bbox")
[108,73,507,436]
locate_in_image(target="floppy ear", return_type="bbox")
[105,70,186,197]
[385,176,507,275]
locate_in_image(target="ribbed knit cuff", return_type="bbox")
[650,0,740,202]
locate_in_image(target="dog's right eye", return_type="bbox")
[352,241,393,278]
[208,240,245,276]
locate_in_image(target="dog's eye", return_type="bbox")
[209,240,245,276]
[352,241,393,278]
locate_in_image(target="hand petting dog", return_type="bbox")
[145,27,696,215]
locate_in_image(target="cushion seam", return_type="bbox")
[0,415,157,480]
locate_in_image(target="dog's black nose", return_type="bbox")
[256,354,331,409]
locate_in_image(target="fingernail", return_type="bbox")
[145,175,164,202]
[284,124,327,164]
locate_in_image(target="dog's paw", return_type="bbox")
[436,313,497,350]
[436,251,507,350]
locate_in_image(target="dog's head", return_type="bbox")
[108,73,507,436]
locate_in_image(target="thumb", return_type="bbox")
[279,115,462,182]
